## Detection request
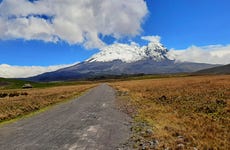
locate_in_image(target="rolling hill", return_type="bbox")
[196,64,230,74]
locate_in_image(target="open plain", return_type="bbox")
[111,75,230,149]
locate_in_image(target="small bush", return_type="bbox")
[20,92,28,96]
[9,92,20,97]
[0,93,8,98]
[215,99,227,107]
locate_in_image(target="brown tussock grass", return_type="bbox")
[111,75,230,149]
[0,84,96,122]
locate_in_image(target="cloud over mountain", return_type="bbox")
[167,45,230,64]
[141,35,161,43]
[0,0,148,48]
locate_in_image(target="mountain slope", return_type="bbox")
[196,64,230,74]
[28,60,216,82]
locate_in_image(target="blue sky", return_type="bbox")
[0,0,230,67]
[143,0,230,48]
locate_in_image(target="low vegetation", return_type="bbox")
[111,75,230,149]
[0,84,96,122]
[0,77,95,89]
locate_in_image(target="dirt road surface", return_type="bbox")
[0,84,131,150]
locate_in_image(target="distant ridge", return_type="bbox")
[196,64,230,74]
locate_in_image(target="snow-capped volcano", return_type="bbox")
[28,39,217,82]
[87,41,169,63]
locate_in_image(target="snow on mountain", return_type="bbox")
[87,43,143,63]
[143,41,168,61]
[87,40,169,63]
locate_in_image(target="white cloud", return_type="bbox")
[0,0,148,48]
[167,45,230,64]
[141,35,161,43]
[0,63,77,78]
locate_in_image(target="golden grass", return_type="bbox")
[0,84,96,122]
[111,75,230,149]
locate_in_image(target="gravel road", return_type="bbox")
[0,84,131,150]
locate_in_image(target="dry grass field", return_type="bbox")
[111,75,230,149]
[0,84,96,122]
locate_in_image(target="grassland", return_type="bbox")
[111,75,230,149]
[0,83,96,122]
[0,77,95,89]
